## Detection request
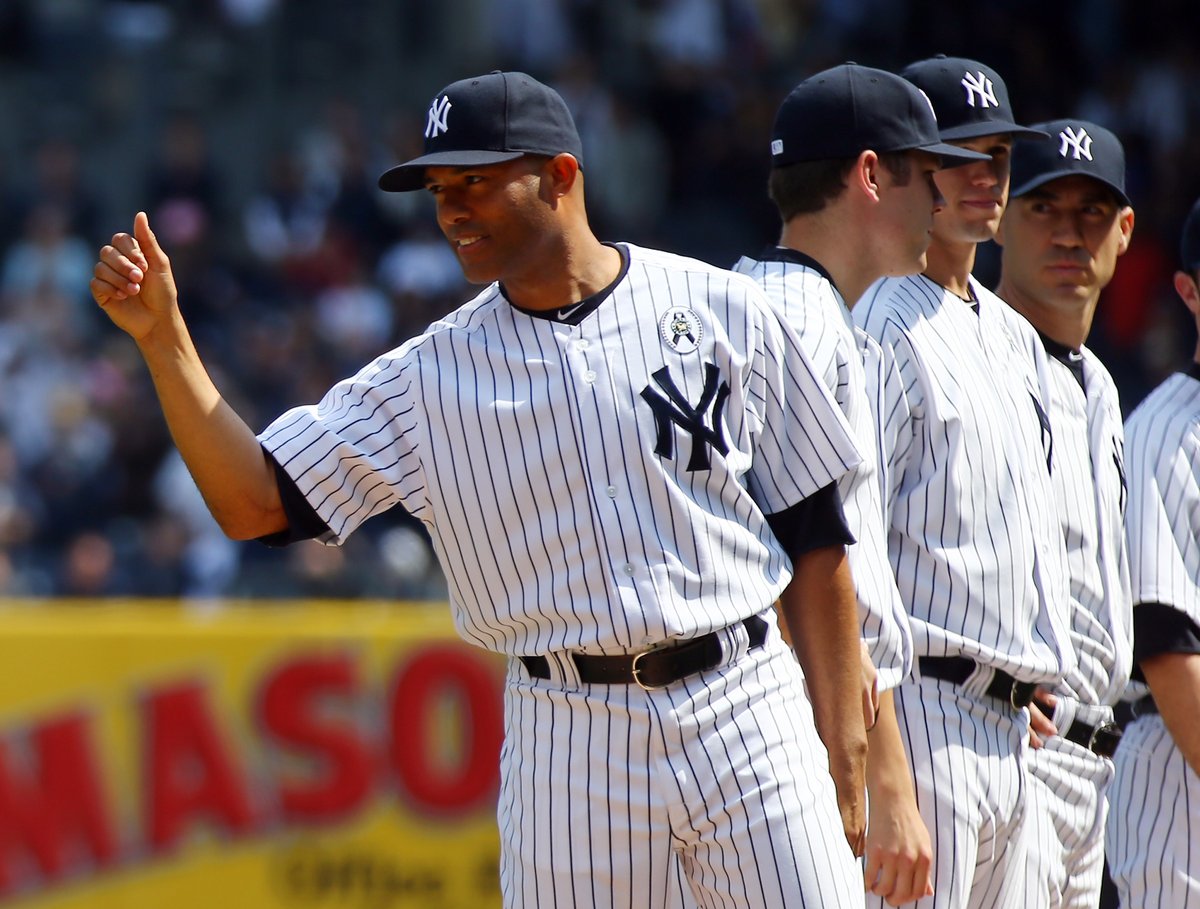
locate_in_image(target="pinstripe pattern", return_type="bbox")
[853,274,1072,681]
[1106,369,1200,907]
[1123,371,1200,627]
[733,252,914,690]
[1107,716,1200,907]
[259,242,867,906]
[855,274,1073,909]
[1025,737,1111,908]
[259,244,862,655]
[875,677,1029,909]
[499,617,864,907]
[1022,349,1130,908]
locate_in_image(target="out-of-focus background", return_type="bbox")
[0,0,1197,601]
[0,3,1197,907]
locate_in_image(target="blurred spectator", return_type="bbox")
[0,0,1196,599]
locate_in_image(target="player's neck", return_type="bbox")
[778,219,871,308]
[505,232,622,312]
[997,276,1094,350]
[922,238,977,301]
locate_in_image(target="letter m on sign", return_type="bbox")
[641,363,731,471]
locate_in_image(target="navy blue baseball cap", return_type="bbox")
[770,63,991,167]
[1009,119,1131,207]
[900,55,1048,141]
[378,71,583,193]
[1181,196,1200,272]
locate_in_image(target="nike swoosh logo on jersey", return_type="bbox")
[556,301,588,320]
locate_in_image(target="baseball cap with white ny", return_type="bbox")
[378,71,584,193]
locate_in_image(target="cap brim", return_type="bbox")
[378,149,526,192]
[1011,171,1131,207]
[938,122,1051,141]
[917,141,992,167]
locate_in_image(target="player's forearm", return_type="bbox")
[137,311,287,540]
[1141,653,1200,776]
[781,545,868,844]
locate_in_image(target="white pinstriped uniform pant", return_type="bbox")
[1106,715,1200,907]
[1023,731,1112,907]
[498,616,864,908]
[867,675,1030,909]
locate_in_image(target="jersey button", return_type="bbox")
[605,486,618,498]
[622,563,635,576]
[582,369,597,383]
[575,339,589,351]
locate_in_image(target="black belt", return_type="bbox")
[1063,717,1122,758]
[919,656,1038,709]
[1133,694,1159,717]
[519,615,769,690]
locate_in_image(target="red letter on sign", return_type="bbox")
[144,682,255,851]
[259,653,372,822]
[0,712,116,893]
[390,645,503,816]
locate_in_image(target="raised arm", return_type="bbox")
[91,212,287,540]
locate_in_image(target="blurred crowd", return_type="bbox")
[0,0,1197,600]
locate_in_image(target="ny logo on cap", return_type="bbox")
[961,71,998,108]
[425,95,452,139]
[1058,126,1093,161]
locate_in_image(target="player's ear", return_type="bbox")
[542,153,581,199]
[1116,206,1135,256]
[1173,270,1200,317]
[853,150,883,202]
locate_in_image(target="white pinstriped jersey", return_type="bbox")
[854,274,1073,683]
[1124,368,1200,624]
[259,243,863,655]
[1040,347,1132,711]
[733,251,913,689]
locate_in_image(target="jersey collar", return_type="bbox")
[505,243,631,325]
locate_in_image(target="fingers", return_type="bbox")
[1027,699,1058,739]
[133,210,165,268]
[864,848,934,905]
[92,245,145,302]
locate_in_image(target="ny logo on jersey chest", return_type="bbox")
[641,363,730,471]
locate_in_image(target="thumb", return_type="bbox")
[133,210,169,271]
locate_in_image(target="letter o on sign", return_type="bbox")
[389,646,503,816]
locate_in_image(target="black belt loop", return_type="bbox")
[518,614,769,688]
[1063,718,1123,758]
[918,656,1037,710]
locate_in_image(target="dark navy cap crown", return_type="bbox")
[378,71,583,193]
[1181,196,1200,272]
[1009,119,1130,207]
[900,55,1047,141]
[770,63,991,168]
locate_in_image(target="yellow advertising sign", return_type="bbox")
[0,600,504,909]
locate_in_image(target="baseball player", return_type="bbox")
[993,119,1135,908]
[854,56,1074,909]
[91,71,872,907]
[1105,195,1200,907]
[732,62,995,905]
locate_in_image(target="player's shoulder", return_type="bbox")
[627,242,780,317]
[1125,369,1200,443]
[370,284,507,366]
[853,276,944,340]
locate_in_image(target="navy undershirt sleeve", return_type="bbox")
[1131,602,1200,682]
[257,449,331,547]
[766,482,855,561]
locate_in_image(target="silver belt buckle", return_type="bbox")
[630,647,667,691]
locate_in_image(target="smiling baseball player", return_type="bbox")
[854,56,1074,909]
[1105,195,1200,908]
[733,62,998,906]
[994,119,1135,908]
[91,71,872,907]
